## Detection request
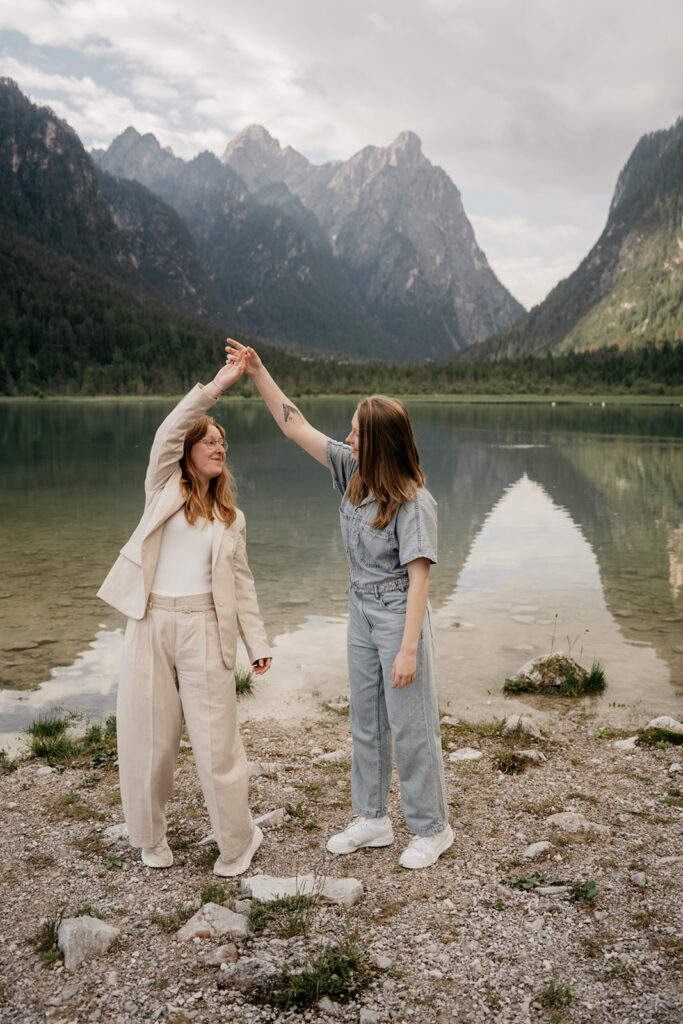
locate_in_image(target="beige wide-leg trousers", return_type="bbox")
[116,593,254,863]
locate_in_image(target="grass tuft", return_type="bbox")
[33,915,63,967]
[539,978,572,1008]
[637,727,683,747]
[235,665,255,696]
[247,893,318,939]
[268,927,372,1009]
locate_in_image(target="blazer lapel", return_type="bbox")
[212,516,226,570]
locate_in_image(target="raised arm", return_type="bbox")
[144,355,245,497]
[226,339,328,466]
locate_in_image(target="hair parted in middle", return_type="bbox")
[180,416,237,526]
[346,395,425,529]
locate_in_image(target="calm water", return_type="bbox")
[1,398,682,746]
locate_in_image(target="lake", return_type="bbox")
[1,397,682,749]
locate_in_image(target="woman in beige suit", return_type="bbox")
[98,356,271,876]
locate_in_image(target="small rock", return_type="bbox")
[644,716,683,734]
[317,995,342,1015]
[241,873,363,907]
[512,749,547,764]
[202,942,238,967]
[523,917,544,933]
[253,807,287,827]
[374,954,392,969]
[535,885,571,896]
[668,763,682,774]
[217,957,280,996]
[594,911,608,922]
[630,871,646,888]
[522,841,553,860]
[503,716,543,739]
[175,904,250,941]
[359,1010,381,1024]
[313,749,347,763]
[36,765,55,775]
[656,855,683,866]
[545,811,609,835]
[102,823,128,845]
[613,736,639,751]
[247,761,279,778]
[448,747,483,762]
[58,917,119,971]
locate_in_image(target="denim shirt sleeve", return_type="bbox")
[326,438,357,497]
[396,488,438,566]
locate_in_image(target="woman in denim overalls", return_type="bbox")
[227,340,452,869]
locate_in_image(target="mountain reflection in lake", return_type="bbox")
[1,398,681,741]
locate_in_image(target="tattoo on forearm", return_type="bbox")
[282,403,301,423]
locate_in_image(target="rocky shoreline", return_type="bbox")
[0,706,681,1024]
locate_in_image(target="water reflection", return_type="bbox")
[1,399,681,732]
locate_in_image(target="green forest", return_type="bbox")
[1,226,682,399]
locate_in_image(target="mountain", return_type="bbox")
[96,168,228,321]
[0,79,231,395]
[467,118,683,360]
[95,125,523,359]
[222,126,524,353]
[94,129,398,358]
[0,78,133,275]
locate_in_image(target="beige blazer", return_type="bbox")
[97,384,271,669]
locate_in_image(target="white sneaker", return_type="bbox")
[213,826,263,878]
[399,824,454,869]
[326,816,394,855]
[141,837,173,868]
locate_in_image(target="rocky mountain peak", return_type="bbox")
[387,130,423,167]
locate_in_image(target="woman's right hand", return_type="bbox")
[226,338,262,377]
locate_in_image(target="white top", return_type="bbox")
[151,507,213,596]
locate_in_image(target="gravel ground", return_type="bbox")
[0,706,681,1024]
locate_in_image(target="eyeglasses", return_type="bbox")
[199,439,228,452]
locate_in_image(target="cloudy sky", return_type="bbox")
[1,0,681,308]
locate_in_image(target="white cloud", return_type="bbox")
[1,0,681,304]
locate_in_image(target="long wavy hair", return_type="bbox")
[346,395,425,529]
[180,416,237,526]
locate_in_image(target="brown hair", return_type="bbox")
[180,416,237,527]
[346,395,425,529]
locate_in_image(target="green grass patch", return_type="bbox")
[235,665,255,696]
[200,883,227,906]
[268,928,373,1010]
[539,978,572,1009]
[150,904,197,932]
[571,880,597,904]
[502,870,548,891]
[25,712,118,767]
[32,916,63,967]
[637,727,683,747]
[247,893,318,939]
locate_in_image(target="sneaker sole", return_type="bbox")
[326,833,394,855]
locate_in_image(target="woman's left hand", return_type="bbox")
[213,349,246,392]
[391,649,416,688]
[251,657,272,676]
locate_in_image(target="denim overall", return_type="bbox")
[326,440,447,837]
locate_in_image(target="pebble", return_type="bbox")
[630,872,647,888]
[522,841,553,860]
[175,904,251,941]
[503,716,543,739]
[448,747,483,762]
[545,811,609,835]
[614,736,639,751]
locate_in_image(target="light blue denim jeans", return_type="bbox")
[346,580,447,837]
